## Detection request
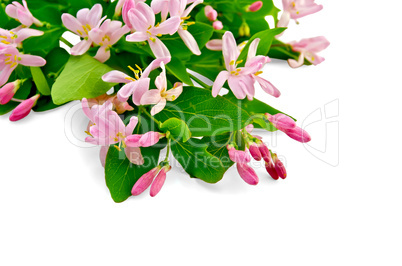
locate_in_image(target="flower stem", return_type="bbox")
[141,107,161,127]
[189,73,210,89]
[60,37,73,48]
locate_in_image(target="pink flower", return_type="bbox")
[283,126,311,143]
[227,144,251,163]
[213,21,223,30]
[0,45,46,87]
[212,31,277,100]
[205,5,217,21]
[5,0,42,27]
[86,94,134,114]
[61,4,106,56]
[125,2,181,58]
[265,161,279,180]
[131,165,171,196]
[247,1,263,12]
[237,163,259,185]
[258,143,272,163]
[115,0,145,17]
[248,142,262,161]
[266,113,296,130]
[0,28,43,48]
[205,39,223,51]
[168,0,203,55]
[102,57,170,105]
[125,131,165,147]
[0,80,21,105]
[88,19,130,62]
[9,94,39,122]
[272,154,287,179]
[140,62,183,115]
[278,0,323,28]
[288,36,330,68]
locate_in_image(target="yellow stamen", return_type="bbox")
[77,29,83,35]
[186,22,195,26]
[1,40,10,44]
[0,36,7,39]
[149,37,156,42]
[135,64,142,71]
[147,25,152,30]
[255,71,263,76]
[128,65,136,73]
[86,24,92,30]
[114,145,121,151]
[311,56,315,61]
[155,22,160,27]
[229,60,235,65]
[4,54,12,56]
[10,62,17,68]
[125,77,136,82]
[181,15,191,20]
[236,60,243,65]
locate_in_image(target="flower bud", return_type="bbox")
[213,20,223,30]
[150,165,171,197]
[206,39,223,51]
[247,1,263,12]
[284,126,311,143]
[9,94,40,122]
[258,143,271,163]
[273,154,287,179]
[0,80,20,105]
[237,163,259,185]
[131,166,161,196]
[239,22,250,37]
[248,142,262,161]
[204,5,218,21]
[227,145,251,163]
[139,131,164,147]
[266,113,296,131]
[265,161,279,180]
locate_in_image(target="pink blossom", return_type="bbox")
[150,165,171,197]
[5,0,42,27]
[266,113,296,130]
[132,165,172,197]
[115,0,145,17]
[278,0,323,28]
[86,94,134,114]
[9,94,39,122]
[88,19,130,62]
[205,39,223,51]
[288,36,330,68]
[125,2,181,58]
[140,63,183,115]
[0,80,20,105]
[248,142,262,161]
[0,45,46,87]
[205,5,217,21]
[227,145,251,163]
[125,131,165,148]
[168,0,203,55]
[102,57,170,105]
[258,143,272,163]
[247,1,263,12]
[237,163,259,185]
[61,4,106,56]
[273,154,287,179]
[213,21,223,30]
[283,126,311,143]
[0,28,43,48]
[265,161,279,180]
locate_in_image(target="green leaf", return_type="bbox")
[160,118,191,142]
[105,146,161,203]
[0,3,10,28]
[238,27,286,62]
[171,138,227,183]
[165,57,193,85]
[42,47,70,88]
[23,27,65,57]
[51,54,116,105]
[30,67,51,96]
[186,48,224,81]
[154,87,250,137]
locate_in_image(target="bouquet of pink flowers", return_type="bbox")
[0,0,329,202]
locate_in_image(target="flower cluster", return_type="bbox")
[0,0,330,202]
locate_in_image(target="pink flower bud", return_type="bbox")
[227,145,251,163]
[206,39,223,51]
[5,0,42,27]
[284,126,311,143]
[237,163,259,185]
[248,143,262,161]
[266,113,296,131]
[0,80,20,105]
[245,124,254,133]
[122,0,136,30]
[248,1,263,12]
[9,94,39,122]
[258,143,271,163]
[204,5,218,21]
[139,131,164,147]
[273,154,287,179]
[150,165,171,197]
[265,161,279,180]
[131,166,161,196]
[213,21,223,30]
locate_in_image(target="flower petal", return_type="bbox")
[71,39,92,55]
[125,146,144,165]
[140,89,162,105]
[19,54,46,67]
[148,37,171,58]
[150,98,166,115]
[102,70,131,84]
[178,28,201,55]
[212,70,229,97]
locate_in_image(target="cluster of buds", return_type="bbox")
[0,0,47,122]
[132,162,172,197]
[204,5,223,30]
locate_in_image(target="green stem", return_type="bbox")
[60,37,73,48]
[164,138,171,163]
[189,73,210,89]
[141,107,161,127]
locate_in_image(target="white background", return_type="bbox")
[1,0,402,265]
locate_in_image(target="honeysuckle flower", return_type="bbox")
[246,37,280,97]
[247,1,263,12]
[213,31,276,100]
[227,144,251,163]
[237,163,259,185]
[102,57,170,105]
[204,5,217,21]
[116,0,145,17]
[86,94,134,114]
[283,126,311,143]
[126,2,181,58]
[125,131,165,148]
[277,0,323,28]
[213,21,223,30]
[205,39,223,51]
[248,142,262,161]
[272,153,287,179]
[0,80,21,105]
[258,142,271,163]
[168,0,203,55]
[131,164,171,197]
[266,113,296,130]
[288,36,330,68]
[150,165,171,197]
[9,94,39,122]
[0,28,43,48]
[140,63,183,115]
[0,45,46,87]
[5,0,43,27]
[88,19,130,62]
[61,4,106,56]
